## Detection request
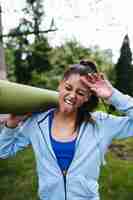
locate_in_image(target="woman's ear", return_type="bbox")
[84,92,92,103]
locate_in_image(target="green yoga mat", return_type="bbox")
[0,80,58,114]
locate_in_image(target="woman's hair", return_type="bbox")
[63,60,99,131]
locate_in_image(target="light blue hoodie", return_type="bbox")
[0,88,133,200]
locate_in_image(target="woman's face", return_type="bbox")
[58,74,91,114]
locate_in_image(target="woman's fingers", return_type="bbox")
[80,73,107,96]
[99,73,105,80]
[80,76,99,96]
[80,76,94,88]
[6,113,32,128]
[0,114,10,123]
[81,73,113,98]
[88,73,105,82]
[81,73,102,87]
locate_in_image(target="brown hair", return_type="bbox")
[63,60,99,131]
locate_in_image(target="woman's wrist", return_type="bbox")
[104,88,113,100]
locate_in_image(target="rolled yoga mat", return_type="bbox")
[0,80,58,114]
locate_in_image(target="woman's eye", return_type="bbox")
[65,86,71,91]
[78,92,85,96]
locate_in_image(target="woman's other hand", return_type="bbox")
[5,113,32,128]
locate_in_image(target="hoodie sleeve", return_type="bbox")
[0,119,31,159]
[100,88,133,140]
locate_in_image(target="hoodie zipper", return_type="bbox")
[62,170,67,200]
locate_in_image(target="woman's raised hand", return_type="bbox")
[80,73,113,99]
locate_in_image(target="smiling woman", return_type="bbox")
[1,59,133,200]
[57,60,99,132]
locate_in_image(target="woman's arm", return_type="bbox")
[81,73,133,139]
[103,88,133,139]
[0,115,31,159]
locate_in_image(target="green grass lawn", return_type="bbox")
[100,149,133,200]
[0,147,38,200]
[0,139,133,200]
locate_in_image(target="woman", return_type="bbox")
[0,60,133,200]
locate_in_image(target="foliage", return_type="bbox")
[50,42,113,74]
[5,0,52,84]
[5,36,52,84]
[23,0,44,41]
[5,38,114,88]
[4,46,16,81]
[115,35,133,96]
[27,37,52,73]
[4,0,113,88]
[43,40,114,90]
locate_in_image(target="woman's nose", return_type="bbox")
[69,91,76,98]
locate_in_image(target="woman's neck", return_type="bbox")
[54,109,77,124]
[52,110,77,139]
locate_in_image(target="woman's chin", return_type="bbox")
[60,106,76,114]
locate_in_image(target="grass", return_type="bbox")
[0,147,38,200]
[100,143,133,200]
[0,139,133,200]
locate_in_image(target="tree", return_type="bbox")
[39,40,113,90]
[6,32,52,84]
[5,0,54,84]
[115,34,133,96]
[23,0,44,41]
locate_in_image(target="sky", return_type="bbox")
[1,0,133,62]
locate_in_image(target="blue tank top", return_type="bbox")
[49,111,76,172]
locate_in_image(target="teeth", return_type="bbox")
[64,98,73,105]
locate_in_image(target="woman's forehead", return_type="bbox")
[64,73,81,82]
[64,74,88,89]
